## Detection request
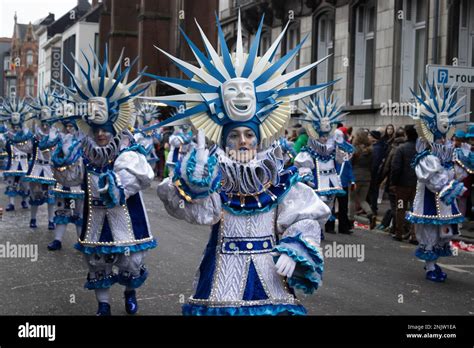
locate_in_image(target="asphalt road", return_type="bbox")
[0,180,473,315]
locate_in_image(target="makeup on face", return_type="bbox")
[93,128,112,146]
[225,126,258,162]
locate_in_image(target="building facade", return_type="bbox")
[0,38,12,98]
[3,14,41,99]
[219,0,474,130]
[98,0,219,97]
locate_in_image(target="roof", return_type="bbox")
[14,23,39,41]
[46,0,92,37]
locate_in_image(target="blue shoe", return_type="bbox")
[5,204,15,211]
[426,270,445,282]
[434,264,447,281]
[124,290,138,315]
[47,240,62,251]
[30,219,37,228]
[21,201,28,209]
[96,302,111,316]
[48,221,55,230]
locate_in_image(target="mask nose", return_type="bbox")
[236,92,246,98]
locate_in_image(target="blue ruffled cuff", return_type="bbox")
[117,266,148,289]
[439,180,465,205]
[173,151,221,201]
[273,233,324,295]
[98,171,126,208]
[415,244,453,261]
[85,273,118,289]
[182,303,307,316]
[405,212,464,225]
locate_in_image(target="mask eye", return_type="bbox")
[227,87,237,92]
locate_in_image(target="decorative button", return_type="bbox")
[262,241,269,248]
[228,242,236,250]
[246,242,253,250]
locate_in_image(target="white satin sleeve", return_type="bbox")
[114,150,155,198]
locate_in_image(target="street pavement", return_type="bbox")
[0,180,473,316]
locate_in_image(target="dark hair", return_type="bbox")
[405,125,417,141]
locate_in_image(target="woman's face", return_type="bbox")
[386,125,394,136]
[93,128,112,147]
[225,126,258,162]
[65,124,76,135]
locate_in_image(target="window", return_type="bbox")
[25,74,34,97]
[62,35,76,86]
[259,30,271,57]
[285,23,300,77]
[26,50,33,66]
[316,13,335,94]
[400,0,427,100]
[458,0,474,121]
[3,56,10,71]
[353,1,376,104]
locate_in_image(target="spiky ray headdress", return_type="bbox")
[141,11,336,146]
[0,98,31,128]
[136,101,161,126]
[298,93,347,139]
[409,80,469,143]
[27,88,60,123]
[56,46,148,136]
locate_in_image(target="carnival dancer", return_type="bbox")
[165,124,193,177]
[57,47,157,315]
[23,90,60,229]
[47,105,85,251]
[0,98,33,211]
[133,101,162,166]
[405,81,470,282]
[0,121,8,164]
[146,12,333,315]
[293,95,352,233]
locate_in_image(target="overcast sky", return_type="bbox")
[0,0,80,37]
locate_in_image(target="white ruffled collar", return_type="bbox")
[215,143,285,195]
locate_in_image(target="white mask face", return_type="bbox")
[40,106,51,121]
[87,97,108,125]
[11,112,21,125]
[436,111,449,134]
[320,117,331,133]
[144,113,152,123]
[222,78,256,122]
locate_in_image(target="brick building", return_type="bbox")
[97,0,219,96]
[0,38,12,98]
[3,14,45,98]
[219,0,474,130]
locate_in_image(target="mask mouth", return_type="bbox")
[230,98,251,112]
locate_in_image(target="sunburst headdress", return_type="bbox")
[28,88,59,123]
[298,93,347,139]
[55,46,148,136]
[0,98,31,128]
[409,80,469,143]
[141,11,336,147]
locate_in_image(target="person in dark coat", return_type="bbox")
[376,128,406,232]
[368,130,387,214]
[390,125,418,243]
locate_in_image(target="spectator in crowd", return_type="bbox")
[381,124,395,146]
[349,128,376,229]
[376,127,406,232]
[335,126,356,234]
[390,125,418,243]
[347,126,354,143]
[293,127,308,153]
[368,130,387,215]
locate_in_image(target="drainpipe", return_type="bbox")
[432,0,439,64]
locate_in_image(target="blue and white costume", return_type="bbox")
[47,113,85,251]
[145,11,333,315]
[57,47,156,315]
[0,99,33,211]
[133,102,162,165]
[405,81,470,282]
[166,125,193,175]
[294,95,350,230]
[23,90,61,229]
